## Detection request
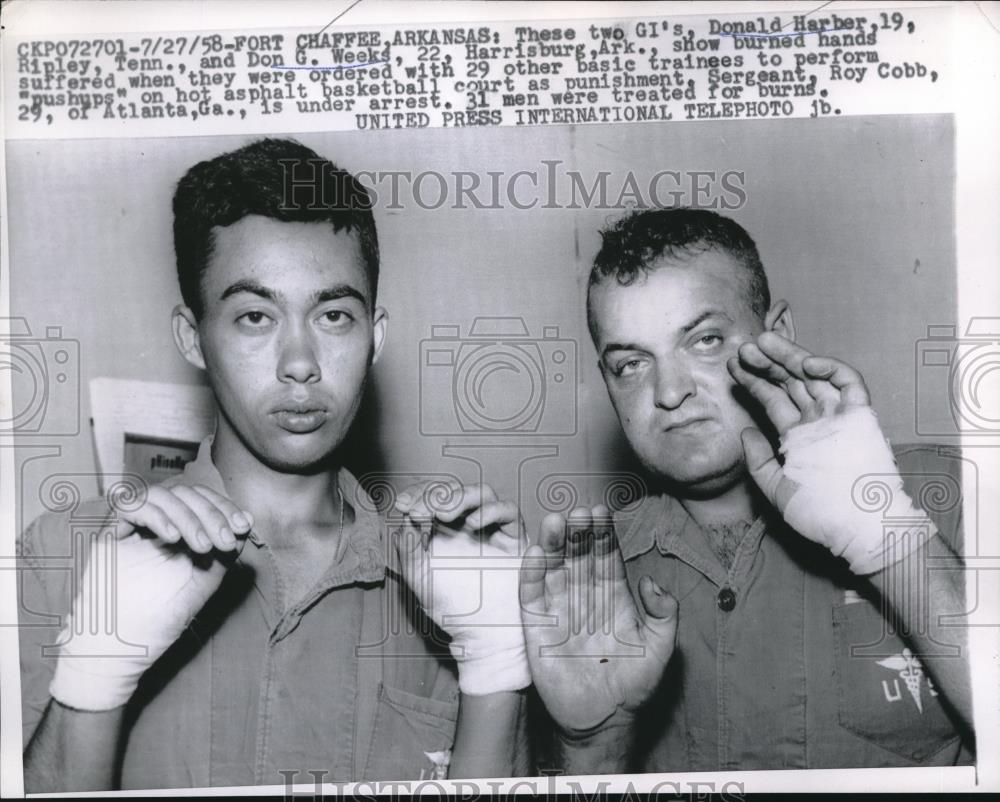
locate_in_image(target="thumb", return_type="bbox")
[637,575,678,661]
[741,427,797,513]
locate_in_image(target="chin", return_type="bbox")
[252,431,346,473]
[670,467,746,499]
[641,448,747,498]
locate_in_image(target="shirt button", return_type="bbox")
[717,587,737,612]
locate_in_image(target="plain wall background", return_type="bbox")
[7,115,956,530]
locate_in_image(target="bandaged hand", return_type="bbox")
[728,331,937,576]
[49,483,253,711]
[394,481,530,696]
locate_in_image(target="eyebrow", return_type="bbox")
[220,280,277,303]
[601,310,733,359]
[680,309,732,333]
[313,284,368,307]
[218,280,368,307]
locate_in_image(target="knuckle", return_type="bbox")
[144,485,169,505]
[171,501,201,528]
[201,506,228,528]
[195,485,228,506]
[169,481,196,497]
[148,511,175,537]
[170,484,198,503]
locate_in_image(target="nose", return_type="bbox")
[653,359,696,411]
[277,324,321,384]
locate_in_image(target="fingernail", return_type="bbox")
[166,524,181,542]
[196,530,211,550]
[232,512,250,531]
[219,526,236,548]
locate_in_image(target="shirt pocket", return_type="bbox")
[363,682,459,781]
[832,601,961,762]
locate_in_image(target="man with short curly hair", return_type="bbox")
[521,207,974,773]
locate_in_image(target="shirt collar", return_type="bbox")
[615,492,692,561]
[616,487,773,587]
[177,436,387,584]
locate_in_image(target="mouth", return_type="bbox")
[270,405,329,434]
[663,417,710,433]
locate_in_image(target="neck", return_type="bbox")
[676,478,757,529]
[210,421,342,532]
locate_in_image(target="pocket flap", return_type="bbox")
[362,682,459,781]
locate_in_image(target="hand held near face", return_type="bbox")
[733,333,938,576]
[776,407,936,574]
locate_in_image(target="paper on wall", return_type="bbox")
[89,377,215,492]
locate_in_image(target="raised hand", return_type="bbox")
[394,480,530,696]
[727,330,931,574]
[519,505,677,734]
[49,482,253,711]
[113,482,253,553]
[727,330,872,508]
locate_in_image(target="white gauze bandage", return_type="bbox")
[778,407,938,575]
[49,531,213,711]
[412,536,530,696]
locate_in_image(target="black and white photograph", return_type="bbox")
[1,1,997,796]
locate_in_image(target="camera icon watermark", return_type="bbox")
[419,317,577,436]
[0,317,80,437]
[915,318,1000,437]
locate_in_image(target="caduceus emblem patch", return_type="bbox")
[876,647,938,713]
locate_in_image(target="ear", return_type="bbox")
[370,306,388,366]
[172,305,206,370]
[763,299,795,341]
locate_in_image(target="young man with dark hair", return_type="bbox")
[19,139,529,791]
[520,208,974,772]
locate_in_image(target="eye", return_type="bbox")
[692,333,724,352]
[236,310,272,327]
[319,309,354,327]
[613,357,644,377]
